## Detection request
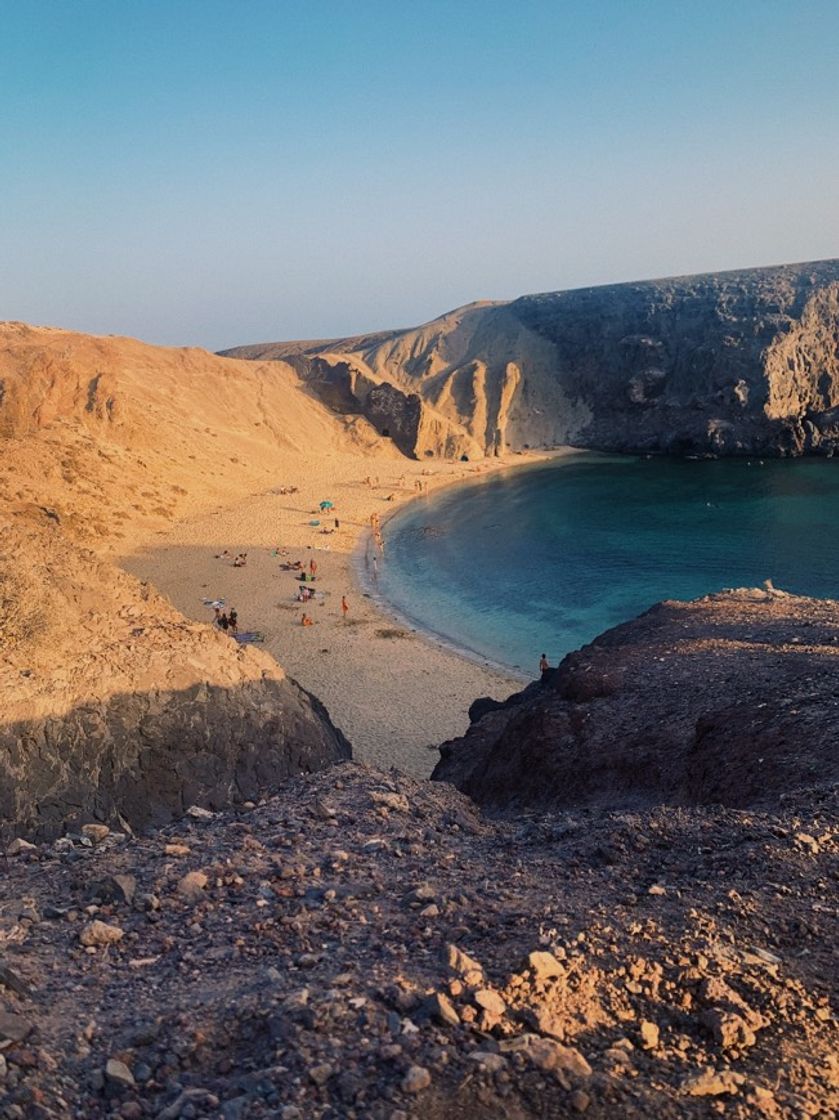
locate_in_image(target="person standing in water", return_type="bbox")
[539,653,550,677]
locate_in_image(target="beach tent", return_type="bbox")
[319,500,334,511]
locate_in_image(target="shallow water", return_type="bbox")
[379,454,839,675]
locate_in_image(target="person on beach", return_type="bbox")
[213,606,221,624]
[310,558,317,576]
[341,595,349,620]
[372,555,379,579]
[228,608,238,634]
[301,612,313,627]
[334,517,340,529]
[539,653,550,677]
[218,613,229,631]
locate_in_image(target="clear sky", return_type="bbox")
[2,1,838,350]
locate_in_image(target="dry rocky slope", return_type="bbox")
[0,324,378,839]
[0,321,392,553]
[223,258,839,461]
[0,505,349,842]
[0,765,835,1119]
[434,588,839,814]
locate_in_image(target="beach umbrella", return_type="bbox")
[319,500,334,510]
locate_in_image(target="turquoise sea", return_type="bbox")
[378,454,839,676]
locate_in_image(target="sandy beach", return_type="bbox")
[121,449,564,776]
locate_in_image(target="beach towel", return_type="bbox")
[234,631,266,644]
[201,598,225,608]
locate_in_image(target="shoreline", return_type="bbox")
[121,447,570,777]
[353,445,600,680]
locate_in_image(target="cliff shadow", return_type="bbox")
[0,675,351,843]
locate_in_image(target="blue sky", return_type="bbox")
[2,1,838,349]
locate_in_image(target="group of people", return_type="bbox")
[214,550,248,566]
[215,606,238,634]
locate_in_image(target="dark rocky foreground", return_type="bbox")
[224,259,839,461]
[1,764,836,1120]
[433,589,839,814]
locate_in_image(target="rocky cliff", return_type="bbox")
[432,587,839,813]
[0,505,350,841]
[223,259,839,459]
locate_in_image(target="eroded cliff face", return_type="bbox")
[223,259,839,459]
[0,507,350,840]
[432,587,839,813]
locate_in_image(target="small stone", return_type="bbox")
[474,988,506,1016]
[79,920,124,948]
[186,805,214,821]
[420,904,440,918]
[526,950,565,980]
[683,1068,745,1096]
[308,1062,333,1086]
[444,943,484,983]
[371,790,410,812]
[5,838,37,857]
[89,874,136,907]
[105,1058,135,1087]
[468,1051,507,1073]
[0,1012,33,1044]
[640,1020,660,1049]
[165,843,191,857]
[647,884,667,896]
[534,1007,565,1040]
[177,870,209,902]
[402,1065,431,1094]
[120,1103,143,1120]
[570,1089,591,1113]
[81,824,110,843]
[281,1108,302,1120]
[0,1053,7,1080]
[0,961,34,998]
[283,988,310,1010]
[700,1008,757,1049]
[425,991,460,1027]
[501,1034,591,1080]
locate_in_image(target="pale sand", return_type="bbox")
[122,449,568,776]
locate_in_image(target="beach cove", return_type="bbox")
[121,449,568,776]
[381,454,839,673]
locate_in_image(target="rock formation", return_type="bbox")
[433,588,839,813]
[0,505,350,841]
[223,258,839,460]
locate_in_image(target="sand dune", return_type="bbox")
[0,321,395,553]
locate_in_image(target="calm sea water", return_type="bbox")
[378,454,839,675]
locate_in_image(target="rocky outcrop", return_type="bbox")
[0,507,350,840]
[223,258,839,459]
[432,588,839,813]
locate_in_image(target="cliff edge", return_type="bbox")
[433,587,839,813]
[223,258,839,460]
